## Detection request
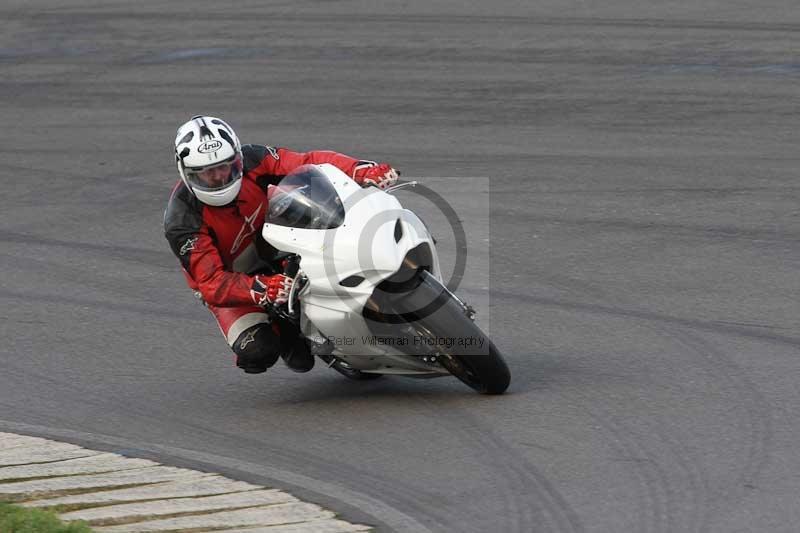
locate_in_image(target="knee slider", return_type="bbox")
[232,323,280,373]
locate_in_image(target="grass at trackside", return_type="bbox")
[0,502,93,533]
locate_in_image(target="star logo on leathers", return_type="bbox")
[239,329,258,350]
[179,236,199,256]
[231,203,263,255]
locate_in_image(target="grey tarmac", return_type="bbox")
[1,1,799,532]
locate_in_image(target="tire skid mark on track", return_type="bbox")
[635,324,718,533]
[261,389,577,533]
[521,278,684,532]
[513,262,775,532]
[437,419,534,533]
[482,437,584,533]
[434,407,528,533]
[444,413,548,533]
[524,264,776,532]
[414,397,584,533]
[655,329,772,528]
[420,423,541,532]
[491,290,800,349]
[631,395,708,533]
[642,323,709,531]
[560,319,767,533]
[572,394,667,533]
[653,423,709,533]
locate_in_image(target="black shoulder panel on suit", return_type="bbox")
[242,144,273,172]
[242,144,282,188]
[164,182,204,269]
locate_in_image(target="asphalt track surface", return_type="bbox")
[2,1,799,532]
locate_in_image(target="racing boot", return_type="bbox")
[280,338,315,373]
[275,320,315,373]
[233,324,281,374]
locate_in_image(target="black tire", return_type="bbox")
[375,270,510,394]
[429,329,509,395]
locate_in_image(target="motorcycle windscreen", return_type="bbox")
[267,165,345,229]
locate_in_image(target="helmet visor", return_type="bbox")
[185,154,243,192]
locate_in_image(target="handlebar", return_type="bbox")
[384,180,418,194]
[280,254,303,319]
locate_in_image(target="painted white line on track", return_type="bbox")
[0,432,372,532]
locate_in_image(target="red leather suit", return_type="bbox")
[164,143,365,345]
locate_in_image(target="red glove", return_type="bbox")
[353,162,399,190]
[250,274,293,307]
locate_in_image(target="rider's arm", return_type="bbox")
[171,228,287,307]
[177,232,258,307]
[243,144,367,179]
[242,144,398,189]
[164,188,270,308]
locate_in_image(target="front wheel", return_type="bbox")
[431,332,509,395]
[375,271,510,394]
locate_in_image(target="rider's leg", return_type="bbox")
[209,304,278,373]
[209,304,314,374]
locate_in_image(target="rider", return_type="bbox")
[164,115,399,374]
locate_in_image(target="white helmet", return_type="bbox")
[175,116,244,206]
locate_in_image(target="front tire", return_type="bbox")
[430,330,509,395]
[412,307,510,395]
[373,270,510,394]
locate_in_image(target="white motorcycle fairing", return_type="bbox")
[262,164,447,375]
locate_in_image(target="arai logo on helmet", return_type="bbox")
[198,140,223,153]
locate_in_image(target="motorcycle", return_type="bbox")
[262,164,510,394]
